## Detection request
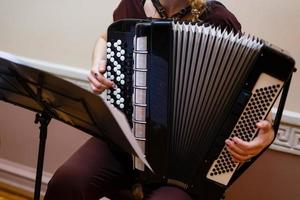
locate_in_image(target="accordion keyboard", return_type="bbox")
[207,73,283,185]
[106,39,133,121]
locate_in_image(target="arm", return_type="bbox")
[87,33,115,94]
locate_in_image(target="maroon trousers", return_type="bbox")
[44,137,193,200]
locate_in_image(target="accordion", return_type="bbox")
[105,19,295,199]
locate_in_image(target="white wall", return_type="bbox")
[0,0,119,68]
[221,0,299,112]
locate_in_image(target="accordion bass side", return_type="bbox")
[105,19,296,199]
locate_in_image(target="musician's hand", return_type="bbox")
[87,59,115,94]
[225,120,274,163]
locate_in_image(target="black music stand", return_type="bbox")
[0,52,148,200]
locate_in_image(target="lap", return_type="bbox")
[45,137,133,199]
[146,186,193,200]
[45,137,193,200]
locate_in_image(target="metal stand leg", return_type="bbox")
[33,111,51,200]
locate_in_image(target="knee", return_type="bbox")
[147,186,193,200]
[45,165,87,198]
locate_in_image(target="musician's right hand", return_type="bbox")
[87,59,115,94]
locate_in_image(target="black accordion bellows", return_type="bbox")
[170,22,262,182]
[105,19,295,199]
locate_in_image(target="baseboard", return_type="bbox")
[0,158,52,196]
[270,109,300,156]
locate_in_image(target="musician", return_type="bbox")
[44,0,275,199]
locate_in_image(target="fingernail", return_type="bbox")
[233,137,239,143]
[225,139,231,145]
[100,66,106,72]
[256,121,263,126]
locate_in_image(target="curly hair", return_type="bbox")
[187,0,206,21]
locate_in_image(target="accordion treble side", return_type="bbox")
[105,19,296,199]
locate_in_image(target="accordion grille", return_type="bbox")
[169,22,263,182]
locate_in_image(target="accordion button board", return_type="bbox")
[106,34,148,171]
[106,40,133,122]
[206,73,283,185]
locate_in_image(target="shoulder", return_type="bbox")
[201,1,241,33]
[113,0,146,21]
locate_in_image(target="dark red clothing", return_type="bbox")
[44,1,241,200]
[113,0,241,32]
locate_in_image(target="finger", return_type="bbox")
[87,74,108,91]
[231,137,252,151]
[226,147,252,163]
[89,68,114,88]
[231,137,262,155]
[95,73,115,88]
[256,120,272,133]
[90,83,104,94]
[234,136,264,155]
[90,67,101,77]
[92,59,107,74]
[225,139,248,156]
[98,60,107,73]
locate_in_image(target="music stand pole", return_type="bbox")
[33,111,52,200]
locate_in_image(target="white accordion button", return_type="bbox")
[114,42,118,47]
[107,54,111,59]
[116,94,121,99]
[113,61,118,66]
[120,80,125,85]
[117,52,121,57]
[110,51,115,57]
[121,50,125,55]
[120,104,124,109]
[117,46,122,51]
[110,99,114,104]
[116,70,121,75]
[110,75,115,80]
[116,100,121,105]
[107,89,111,94]
[116,88,121,93]
[120,56,125,61]
[110,57,115,62]
[120,98,124,103]
[113,91,118,96]
[113,67,118,72]
[107,42,112,47]
[107,95,111,100]
[107,48,111,53]
[120,74,125,79]
[116,77,121,82]
[107,72,111,76]
[117,64,121,69]
[117,40,122,45]
[106,65,111,71]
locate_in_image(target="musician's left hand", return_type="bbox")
[225,120,274,163]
